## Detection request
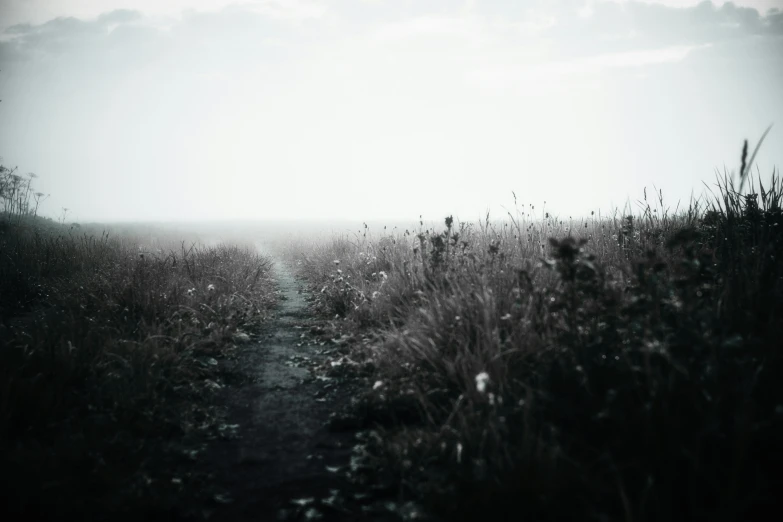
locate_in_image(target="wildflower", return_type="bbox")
[207,283,216,291]
[333,260,340,265]
[378,271,388,280]
[187,288,196,296]
[373,381,383,390]
[475,372,490,393]
[500,313,511,321]
[372,291,380,299]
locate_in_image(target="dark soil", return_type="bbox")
[183,254,403,522]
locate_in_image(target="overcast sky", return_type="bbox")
[1,0,782,222]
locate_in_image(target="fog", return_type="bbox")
[1,0,782,223]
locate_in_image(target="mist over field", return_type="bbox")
[3,2,783,521]
[2,0,782,223]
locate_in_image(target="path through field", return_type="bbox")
[192,250,393,521]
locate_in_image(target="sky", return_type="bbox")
[0,0,782,223]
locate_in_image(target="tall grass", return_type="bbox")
[1,166,276,517]
[285,147,782,521]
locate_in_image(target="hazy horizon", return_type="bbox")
[1,0,782,224]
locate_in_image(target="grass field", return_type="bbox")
[3,143,782,520]
[282,150,782,521]
[1,164,278,518]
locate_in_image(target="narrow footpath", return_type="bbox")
[191,252,395,522]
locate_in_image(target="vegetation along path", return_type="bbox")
[192,249,397,522]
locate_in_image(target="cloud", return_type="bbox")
[247,0,328,20]
[0,0,330,31]
[0,3,325,72]
[353,0,783,99]
[0,1,780,221]
[0,12,167,71]
[543,1,783,59]
[96,9,143,25]
[357,0,782,77]
[375,15,478,41]
[466,42,708,94]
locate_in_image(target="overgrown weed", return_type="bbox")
[0,166,276,518]
[286,140,782,521]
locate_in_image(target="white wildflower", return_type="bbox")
[475,372,490,393]
[207,283,216,292]
[373,380,384,390]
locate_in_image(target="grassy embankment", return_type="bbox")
[0,163,276,518]
[284,141,782,521]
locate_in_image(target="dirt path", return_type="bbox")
[191,251,390,522]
